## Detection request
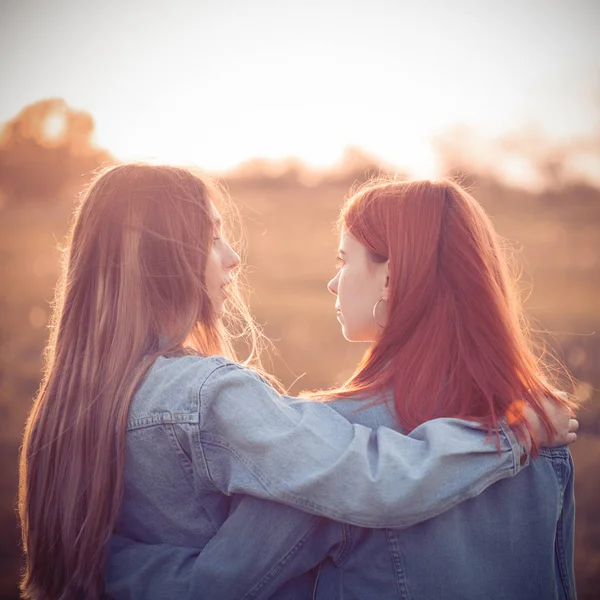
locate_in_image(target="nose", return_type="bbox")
[327,271,339,295]
[224,243,241,271]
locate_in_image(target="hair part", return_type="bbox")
[309,177,576,449]
[19,163,276,599]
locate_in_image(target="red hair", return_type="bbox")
[313,178,573,452]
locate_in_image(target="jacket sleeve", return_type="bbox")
[195,362,528,528]
[106,497,340,600]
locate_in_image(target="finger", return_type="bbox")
[568,418,579,434]
[565,432,577,445]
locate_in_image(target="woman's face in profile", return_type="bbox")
[204,204,240,315]
[328,228,388,343]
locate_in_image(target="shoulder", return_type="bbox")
[198,359,281,415]
[326,389,399,429]
[128,355,247,429]
[327,397,398,429]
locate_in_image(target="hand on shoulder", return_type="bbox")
[522,393,579,448]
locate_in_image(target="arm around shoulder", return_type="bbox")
[194,362,527,528]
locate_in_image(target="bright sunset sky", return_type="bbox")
[1,0,599,182]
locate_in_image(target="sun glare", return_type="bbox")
[43,112,67,143]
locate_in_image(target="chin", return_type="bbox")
[342,326,375,343]
[208,297,226,318]
[341,326,360,343]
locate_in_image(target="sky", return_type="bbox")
[0,0,599,182]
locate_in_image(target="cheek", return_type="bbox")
[340,273,372,321]
[339,270,382,340]
[341,268,375,307]
[204,251,220,287]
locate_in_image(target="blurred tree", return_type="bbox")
[228,156,325,189]
[0,98,113,204]
[324,146,397,186]
[434,123,600,193]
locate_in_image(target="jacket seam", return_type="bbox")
[242,519,322,600]
[333,523,354,566]
[497,419,524,475]
[166,422,196,490]
[127,412,199,431]
[555,503,574,599]
[197,360,246,421]
[387,529,410,600]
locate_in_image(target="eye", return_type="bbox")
[335,256,344,270]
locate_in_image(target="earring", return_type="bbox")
[372,298,387,329]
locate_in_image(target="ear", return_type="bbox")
[380,260,390,300]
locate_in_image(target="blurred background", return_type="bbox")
[0,0,598,598]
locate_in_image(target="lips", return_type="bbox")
[220,280,233,298]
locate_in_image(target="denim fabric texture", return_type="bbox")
[308,402,576,600]
[106,355,544,599]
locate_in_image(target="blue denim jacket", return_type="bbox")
[106,355,534,599]
[287,402,575,600]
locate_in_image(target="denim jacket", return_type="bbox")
[283,402,575,600]
[106,355,533,599]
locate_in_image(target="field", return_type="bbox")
[1,173,599,598]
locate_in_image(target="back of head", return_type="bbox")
[18,163,253,599]
[335,178,572,443]
[64,163,224,357]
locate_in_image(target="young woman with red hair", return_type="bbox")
[105,178,578,599]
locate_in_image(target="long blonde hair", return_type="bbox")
[19,164,272,599]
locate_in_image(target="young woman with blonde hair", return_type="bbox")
[18,165,575,600]
[106,177,578,599]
